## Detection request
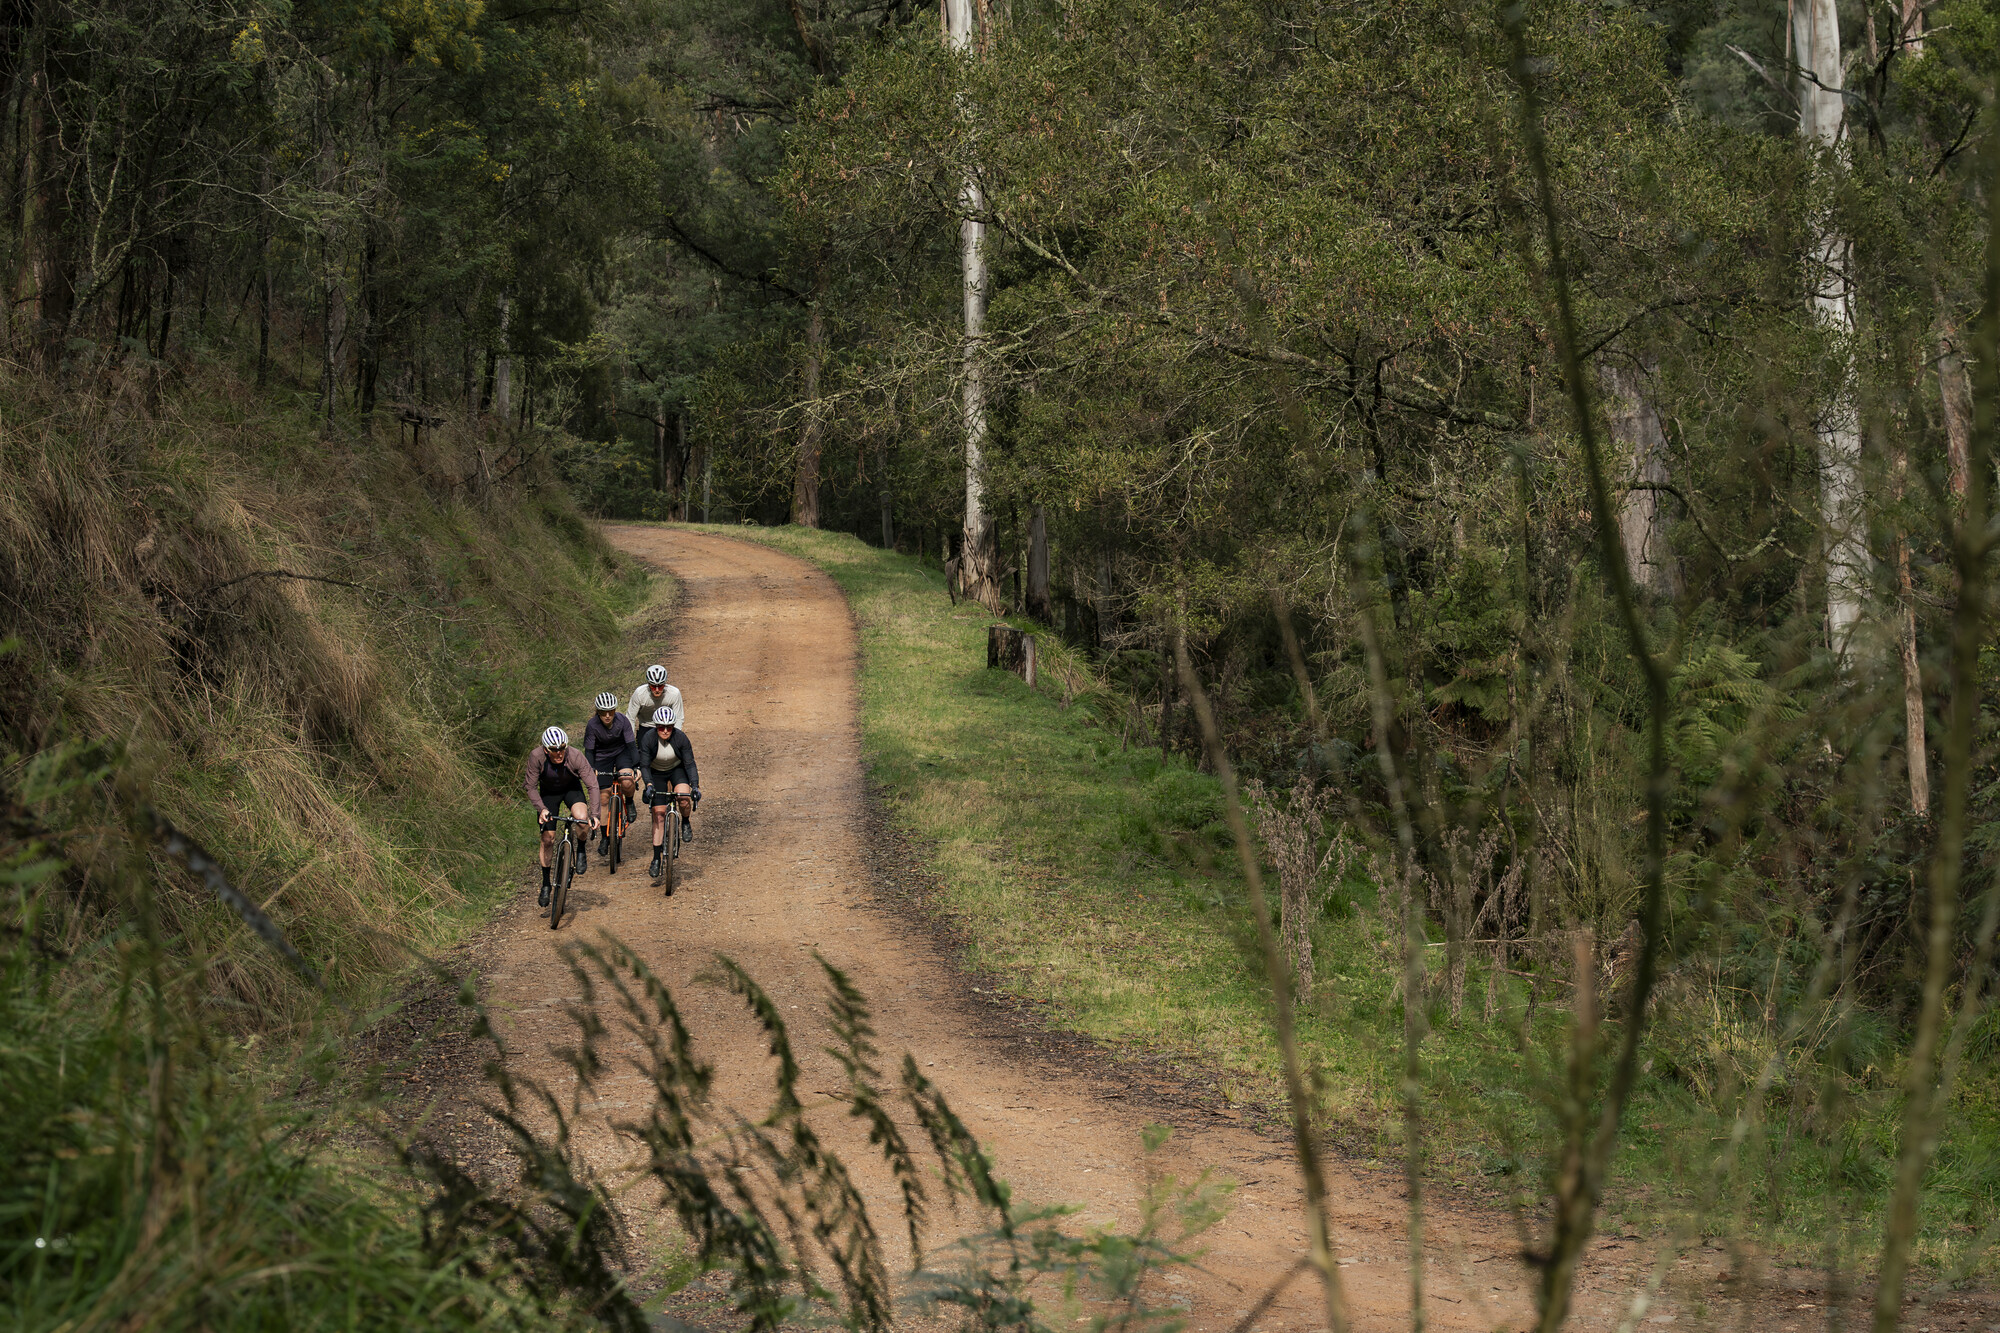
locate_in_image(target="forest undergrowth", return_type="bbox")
[691,520,2000,1284]
[0,361,658,1326]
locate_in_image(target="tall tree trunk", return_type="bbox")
[946,0,1000,611]
[1939,309,1973,498]
[1009,506,1020,610]
[1599,361,1681,598]
[315,90,342,429]
[255,171,272,387]
[25,36,71,367]
[1796,0,1868,663]
[651,414,666,490]
[358,228,380,413]
[1027,504,1051,621]
[878,439,893,548]
[1896,531,1929,817]
[6,20,33,352]
[492,293,513,423]
[665,411,689,517]
[1093,547,1113,649]
[958,199,998,605]
[1898,0,1924,55]
[319,237,341,430]
[1889,388,1930,816]
[1896,0,1928,808]
[461,275,484,421]
[154,261,174,361]
[792,270,825,527]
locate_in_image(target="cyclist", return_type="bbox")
[640,712,700,879]
[524,725,599,910]
[626,664,685,734]
[584,691,639,848]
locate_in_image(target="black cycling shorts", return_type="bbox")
[538,787,588,824]
[644,776,694,808]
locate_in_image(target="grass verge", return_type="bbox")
[672,520,2000,1277]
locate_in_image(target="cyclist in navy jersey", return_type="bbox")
[584,692,639,849]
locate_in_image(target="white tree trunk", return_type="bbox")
[946,0,999,611]
[1795,0,1869,663]
[1600,361,1682,598]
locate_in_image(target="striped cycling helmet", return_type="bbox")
[541,726,568,750]
[594,692,619,711]
[646,665,668,685]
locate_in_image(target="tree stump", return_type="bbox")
[987,624,1037,687]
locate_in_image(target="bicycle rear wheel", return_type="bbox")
[549,836,572,929]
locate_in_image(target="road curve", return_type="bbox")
[471,525,1667,1333]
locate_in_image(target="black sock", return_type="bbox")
[541,866,551,885]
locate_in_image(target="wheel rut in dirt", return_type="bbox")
[453,526,1797,1332]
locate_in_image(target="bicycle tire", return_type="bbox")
[549,835,571,929]
[661,809,679,897]
[609,799,622,874]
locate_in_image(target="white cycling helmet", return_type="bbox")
[542,726,568,749]
[594,692,619,711]
[645,665,668,686]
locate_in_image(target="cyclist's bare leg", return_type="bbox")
[540,822,557,868]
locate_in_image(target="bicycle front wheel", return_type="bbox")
[609,798,624,874]
[661,810,679,897]
[550,836,572,929]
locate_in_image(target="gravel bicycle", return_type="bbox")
[646,784,691,896]
[545,809,590,929]
[597,772,631,874]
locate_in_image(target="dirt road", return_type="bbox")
[467,527,1695,1333]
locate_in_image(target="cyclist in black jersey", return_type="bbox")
[523,726,599,909]
[640,714,699,878]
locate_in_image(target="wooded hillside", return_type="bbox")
[6,0,2000,1322]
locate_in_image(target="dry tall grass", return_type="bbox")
[5,360,637,1022]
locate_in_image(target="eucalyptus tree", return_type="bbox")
[1792,0,1869,663]
[943,0,999,609]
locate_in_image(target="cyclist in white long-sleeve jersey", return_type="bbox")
[626,664,684,735]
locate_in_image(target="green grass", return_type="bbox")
[665,521,2000,1278]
